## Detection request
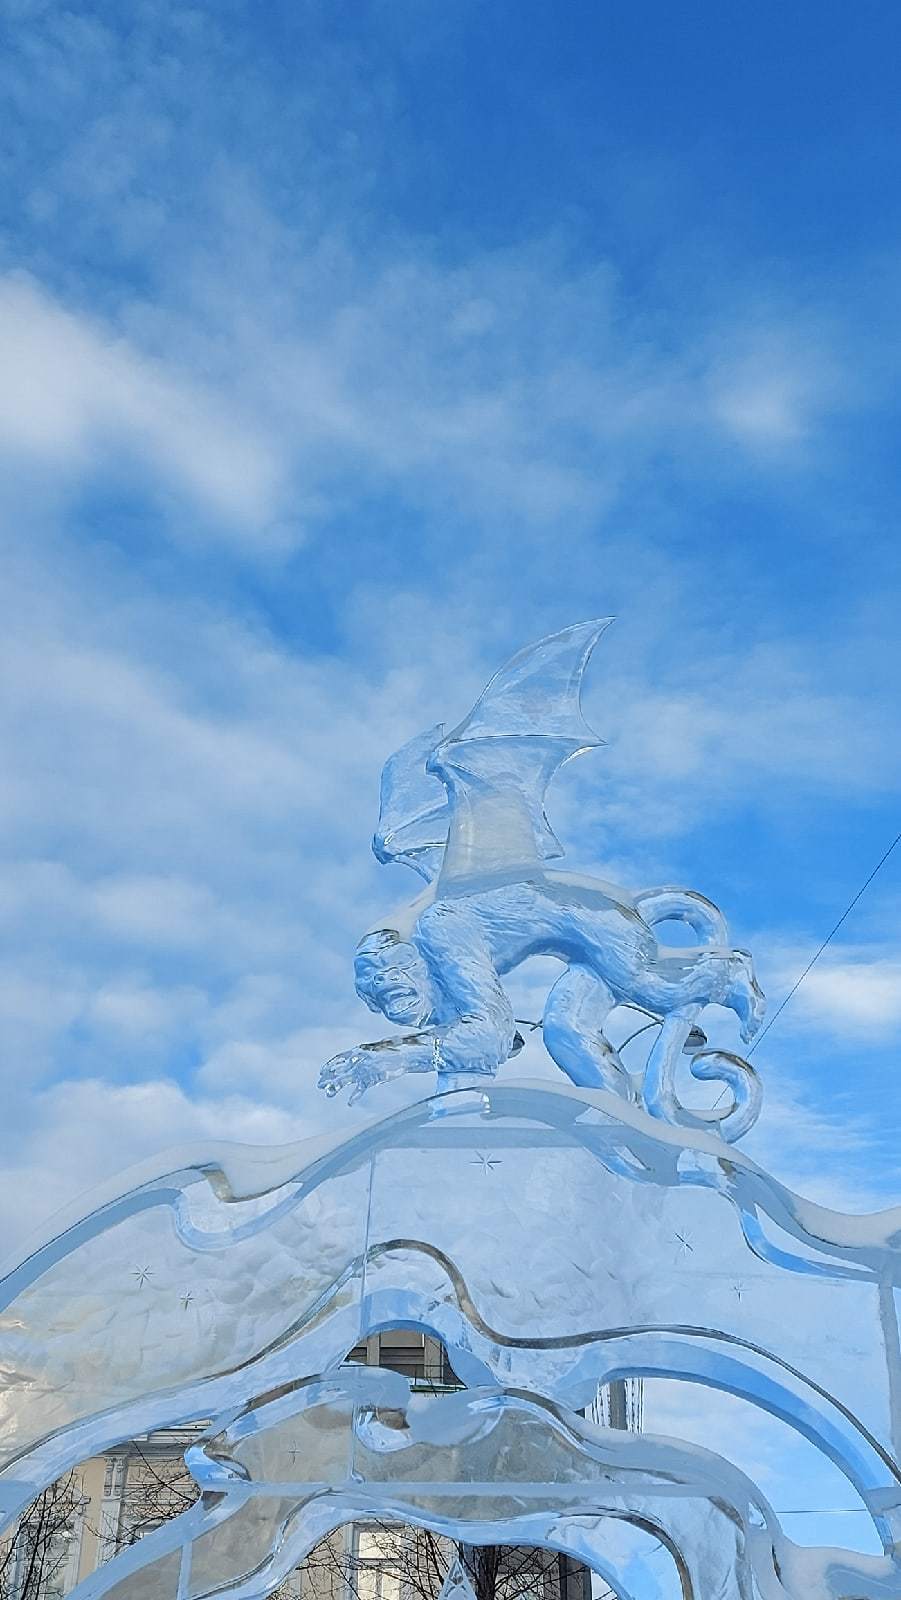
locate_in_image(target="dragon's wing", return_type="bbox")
[429,618,613,890]
[373,724,449,883]
[372,620,612,889]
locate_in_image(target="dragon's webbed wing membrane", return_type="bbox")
[432,619,612,890]
[372,621,612,888]
[373,723,449,882]
[441,618,612,746]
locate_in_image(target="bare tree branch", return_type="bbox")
[1,1474,84,1600]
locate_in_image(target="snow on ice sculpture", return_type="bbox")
[0,622,900,1600]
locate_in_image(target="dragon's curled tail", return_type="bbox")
[631,887,763,1142]
[634,886,729,946]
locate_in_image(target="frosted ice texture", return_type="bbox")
[1,624,899,1599]
[435,1558,478,1600]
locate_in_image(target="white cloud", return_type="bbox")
[767,955,901,1039]
[0,1,895,1260]
[88,874,219,946]
[86,978,208,1040]
[706,333,840,451]
[713,371,809,445]
[215,246,858,534]
[0,1076,314,1256]
[0,274,286,534]
[0,0,885,568]
[559,649,899,859]
[0,242,857,564]
[0,971,84,1064]
[741,1073,893,1213]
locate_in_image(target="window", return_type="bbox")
[102,1458,126,1499]
[11,1512,83,1600]
[350,1528,405,1600]
[497,1573,546,1600]
[276,1577,303,1600]
[98,1458,127,1565]
[348,1332,460,1389]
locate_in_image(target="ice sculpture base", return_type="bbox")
[2,1080,901,1600]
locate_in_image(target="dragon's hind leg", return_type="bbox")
[542,966,637,1100]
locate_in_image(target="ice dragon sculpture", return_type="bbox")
[1,622,899,1600]
[320,620,765,1141]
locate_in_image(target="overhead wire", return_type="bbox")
[747,826,901,1055]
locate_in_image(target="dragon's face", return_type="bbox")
[354,940,435,1027]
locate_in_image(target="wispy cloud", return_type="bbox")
[763,948,901,1040]
[0,235,867,558]
[704,313,847,452]
[2,1075,313,1254]
[0,0,899,1265]
[0,274,286,536]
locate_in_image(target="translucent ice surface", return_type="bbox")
[2,1082,900,1598]
[2,624,899,1599]
[320,622,764,1139]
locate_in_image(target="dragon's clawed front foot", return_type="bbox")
[318,1047,393,1105]
[316,1043,412,1107]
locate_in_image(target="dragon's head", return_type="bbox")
[354,930,436,1027]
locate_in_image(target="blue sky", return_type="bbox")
[2,0,901,1546]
